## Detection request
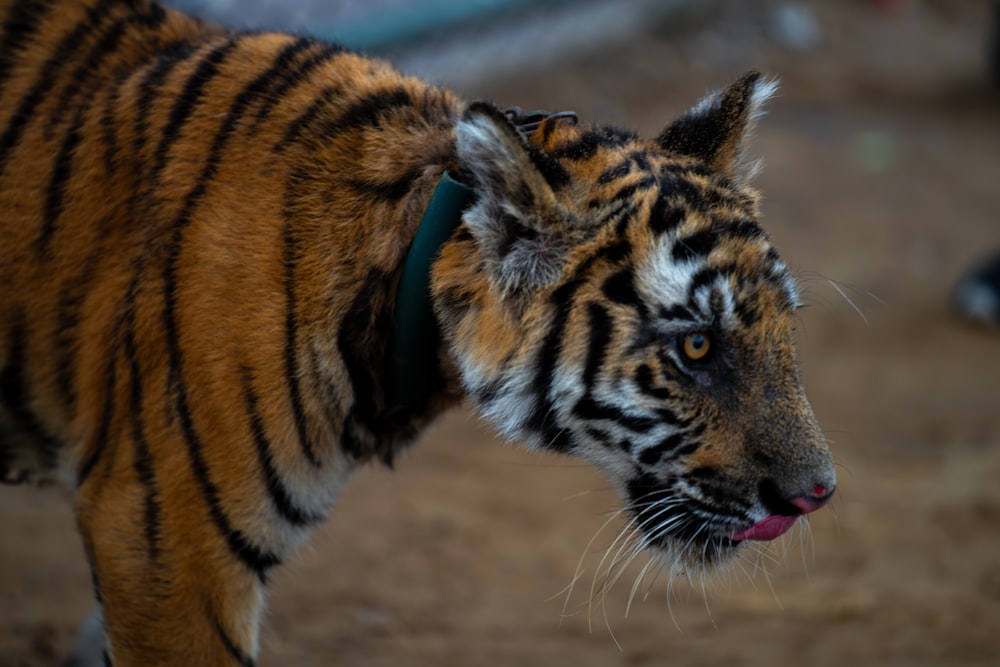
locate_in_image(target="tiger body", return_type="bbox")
[0,1,836,665]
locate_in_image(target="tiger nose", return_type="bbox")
[786,482,835,515]
[760,478,836,516]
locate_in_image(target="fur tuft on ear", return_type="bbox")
[656,70,778,181]
[454,103,574,296]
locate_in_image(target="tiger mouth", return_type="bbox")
[728,514,799,542]
[632,512,800,567]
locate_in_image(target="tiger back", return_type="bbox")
[0,0,836,665]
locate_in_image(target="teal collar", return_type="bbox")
[386,171,474,411]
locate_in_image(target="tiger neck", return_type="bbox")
[385,171,474,413]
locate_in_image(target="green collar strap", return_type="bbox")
[386,171,474,411]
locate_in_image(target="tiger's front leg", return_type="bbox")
[74,440,271,666]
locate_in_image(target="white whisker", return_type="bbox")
[554,506,627,621]
[625,555,659,617]
[826,279,869,327]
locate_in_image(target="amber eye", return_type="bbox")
[681,332,712,361]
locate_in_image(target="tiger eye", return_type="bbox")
[682,332,711,361]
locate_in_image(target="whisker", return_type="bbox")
[761,548,784,611]
[625,554,659,617]
[554,506,627,620]
[589,519,643,632]
[732,552,758,589]
[826,279,869,327]
[642,558,669,602]
[604,509,688,594]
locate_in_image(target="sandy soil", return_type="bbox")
[3,1,999,666]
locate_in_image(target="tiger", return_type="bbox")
[0,0,837,664]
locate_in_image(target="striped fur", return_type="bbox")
[0,1,835,664]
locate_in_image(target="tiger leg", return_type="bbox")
[76,465,265,666]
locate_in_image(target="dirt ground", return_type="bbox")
[2,1,1000,666]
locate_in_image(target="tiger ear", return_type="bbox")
[656,70,777,180]
[455,102,572,295]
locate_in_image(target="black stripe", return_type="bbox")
[147,38,240,188]
[52,249,101,415]
[525,141,570,190]
[48,6,169,133]
[326,87,412,133]
[159,35,335,570]
[596,159,632,185]
[152,35,308,194]
[0,0,54,95]
[672,229,719,263]
[686,466,719,481]
[0,0,114,175]
[584,426,611,447]
[99,72,127,175]
[550,126,635,161]
[159,35,283,578]
[648,191,685,236]
[674,435,704,458]
[688,267,723,296]
[77,312,123,486]
[102,649,113,667]
[595,239,631,264]
[170,371,281,577]
[277,87,413,153]
[658,303,697,322]
[573,396,659,433]
[132,42,198,163]
[212,614,256,667]
[470,379,503,406]
[281,180,322,467]
[726,217,766,243]
[272,84,341,152]
[608,202,639,239]
[0,313,62,471]
[602,268,644,312]
[580,302,612,388]
[37,91,92,251]
[605,176,656,209]
[123,274,162,562]
[734,298,761,329]
[638,432,685,466]
[241,366,324,526]
[45,10,132,138]
[114,41,199,235]
[664,175,704,209]
[524,278,586,451]
[334,267,395,461]
[674,421,706,457]
[186,38,392,474]
[552,130,602,161]
[248,42,343,131]
[231,35,314,109]
[634,363,673,401]
[345,165,422,202]
[437,284,475,315]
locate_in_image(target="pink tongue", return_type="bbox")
[730,515,798,542]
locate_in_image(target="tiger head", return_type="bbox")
[432,71,835,572]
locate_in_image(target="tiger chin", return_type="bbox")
[0,0,834,664]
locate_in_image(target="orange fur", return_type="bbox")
[0,2,834,665]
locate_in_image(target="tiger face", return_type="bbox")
[434,71,835,571]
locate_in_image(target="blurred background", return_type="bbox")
[2,1,999,665]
